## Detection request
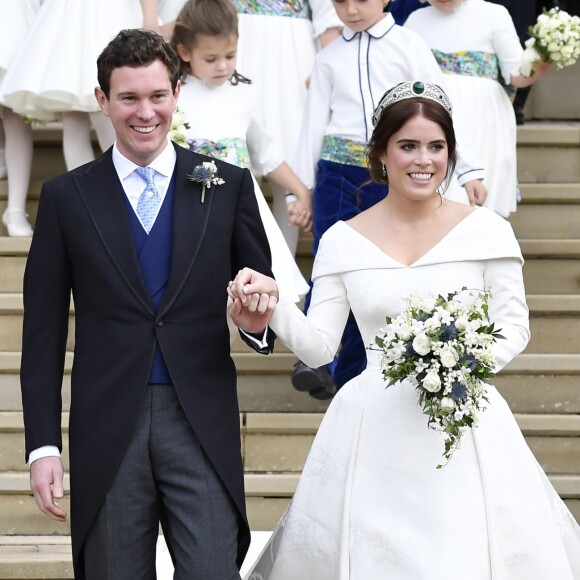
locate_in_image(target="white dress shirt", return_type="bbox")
[294,14,484,190]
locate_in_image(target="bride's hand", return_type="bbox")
[227,268,279,333]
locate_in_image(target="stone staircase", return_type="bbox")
[1,107,580,577]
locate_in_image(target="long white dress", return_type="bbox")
[405,0,522,217]
[0,0,143,119]
[0,0,42,86]
[233,0,340,170]
[178,76,309,302]
[249,207,580,579]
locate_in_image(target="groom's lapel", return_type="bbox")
[158,146,215,317]
[73,150,154,315]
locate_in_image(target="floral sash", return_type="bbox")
[231,0,311,19]
[432,49,516,100]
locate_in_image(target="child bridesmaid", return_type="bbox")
[405,0,550,216]
[171,0,311,303]
[0,0,42,236]
[1,0,159,171]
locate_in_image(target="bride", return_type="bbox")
[229,81,580,579]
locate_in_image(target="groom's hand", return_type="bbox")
[228,268,279,333]
[30,456,67,522]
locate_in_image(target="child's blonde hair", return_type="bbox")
[171,0,251,84]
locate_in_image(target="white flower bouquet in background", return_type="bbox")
[516,7,580,78]
[169,106,190,148]
[372,288,504,467]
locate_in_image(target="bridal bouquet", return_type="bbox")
[373,288,504,467]
[516,7,580,78]
[169,106,190,148]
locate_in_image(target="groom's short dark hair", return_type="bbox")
[97,29,181,99]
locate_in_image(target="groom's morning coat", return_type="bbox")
[20,144,274,576]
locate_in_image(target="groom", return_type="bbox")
[20,29,274,579]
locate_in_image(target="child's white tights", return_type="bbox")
[62,111,115,170]
[1,107,33,236]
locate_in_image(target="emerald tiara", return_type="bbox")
[372,81,453,127]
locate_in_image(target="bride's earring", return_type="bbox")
[381,161,388,181]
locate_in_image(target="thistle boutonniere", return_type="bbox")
[186,160,225,203]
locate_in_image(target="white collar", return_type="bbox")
[342,13,396,42]
[112,138,177,180]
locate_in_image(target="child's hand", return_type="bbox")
[532,59,552,77]
[288,200,313,235]
[464,179,487,207]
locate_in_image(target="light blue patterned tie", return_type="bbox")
[135,166,161,234]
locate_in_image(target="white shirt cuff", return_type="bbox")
[239,327,269,350]
[29,445,61,465]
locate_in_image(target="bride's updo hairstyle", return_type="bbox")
[367,81,458,193]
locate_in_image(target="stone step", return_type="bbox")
[5,180,580,242]
[2,238,579,295]
[0,532,271,580]
[1,293,577,353]
[523,62,580,121]
[1,353,579,414]
[516,122,580,184]
[0,470,578,538]
[2,411,579,473]
[510,184,580,239]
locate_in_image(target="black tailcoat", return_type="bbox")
[20,144,274,576]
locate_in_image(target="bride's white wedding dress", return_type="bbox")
[249,207,580,579]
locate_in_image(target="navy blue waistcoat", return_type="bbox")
[124,173,176,383]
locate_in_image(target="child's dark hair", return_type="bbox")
[171,0,251,85]
[97,29,181,99]
[367,97,458,193]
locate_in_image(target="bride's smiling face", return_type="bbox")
[382,114,449,201]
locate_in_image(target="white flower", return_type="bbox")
[439,347,458,368]
[424,316,441,332]
[412,333,431,356]
[169,106,191,148]
[423,371,442,393]
[440,397,456,411]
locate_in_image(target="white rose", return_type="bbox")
[439,347,458,368]
[419,296,437,313]
[561,45,574,58]
[412,333,431,356]
[440,397,456,411]
[424,316,441,332]
[548,41,561,52]
[396,326,413,341]
[422,371,442,393]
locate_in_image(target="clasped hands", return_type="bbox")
[227,268,280,333]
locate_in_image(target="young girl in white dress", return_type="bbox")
[405,0,550,217]
[0,0,42,236]
[171,0,311,303]
[0,0,159,171]
[229,81,580,580]
[233,0,342,255]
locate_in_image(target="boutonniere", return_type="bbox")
[186,160,225,203]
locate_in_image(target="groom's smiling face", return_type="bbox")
[95,59,180,166]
